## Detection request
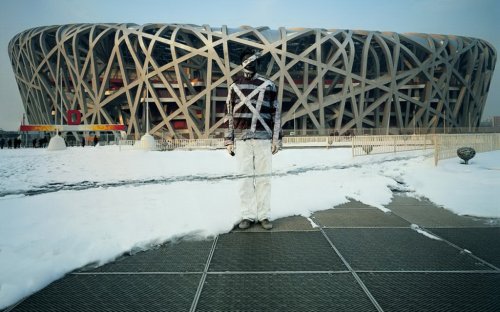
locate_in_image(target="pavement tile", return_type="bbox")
[81,238,214,273]
[312,208,410,227]
[387,195,499,227]
[10,274,201,312]
[197,273,378,312]
[429,227,500,268]
[232,215,317,232]
[324,228,491,271]
[359,272,500,312]
[209,231,347,272]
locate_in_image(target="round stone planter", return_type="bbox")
[457,147,476,164]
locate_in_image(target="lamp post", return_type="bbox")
[293,110,296,135]
[146,66,150,134]
[48,68,66,150]
[138,65,155,150]
[444,110,446,134]
[468,112,471,133]
[413,107,416,135]
[60,69,63,132]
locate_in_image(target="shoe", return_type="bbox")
[238,219,253,229]
[260,219,273,230]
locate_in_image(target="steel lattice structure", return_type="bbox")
[8,23,496,138]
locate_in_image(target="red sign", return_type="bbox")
[67,110,81,125]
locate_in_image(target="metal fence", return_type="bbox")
[118,133,500,166]
[433,133,500,165]
[283,126,500,136]
[118,136,353,151]
[118,138,224,151]
[168,139,224,150]
[351,133,500,165]
[352,135,433,157]
[118,139,163,151]
[282,136,353,147]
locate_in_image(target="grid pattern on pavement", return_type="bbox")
[323,228,491,271]
[83,238,214,273]
[428,227,500,268]
[5,195,500,312]
[358,272,500,312]
[7,274,201,312]
[196,273,378,312]
[208,231,347,272]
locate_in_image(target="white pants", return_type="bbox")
[236,139,272,221]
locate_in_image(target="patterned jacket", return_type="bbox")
[224,74,282,146]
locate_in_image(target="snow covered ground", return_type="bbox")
[0,146,499,309]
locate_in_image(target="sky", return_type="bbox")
[1,145,499,308]
[0,0,499,130]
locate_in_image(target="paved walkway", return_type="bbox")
[4,195,500,311]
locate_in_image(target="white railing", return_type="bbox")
[351,133,500,165]
[119,136,344,150]
[118,140,136,151]
[282,136,353,147]
[118,138,224,151]
[118,134,500,166]
[169,139,224,150]
[282,136,329,147]
[118,139,164,151]
[352,135,432,156]
[119,135,433,151]
[433,133,500,165]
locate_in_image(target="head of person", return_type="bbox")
[240,48,260,78]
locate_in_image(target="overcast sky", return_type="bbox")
[1,0,498,130]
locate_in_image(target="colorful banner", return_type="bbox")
[20,124,126,132]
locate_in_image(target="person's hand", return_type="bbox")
[271,143,279,155]
[226,144,235,156]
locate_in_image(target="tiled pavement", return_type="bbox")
[3,195,500,311]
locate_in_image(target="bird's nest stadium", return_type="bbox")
[8,23,496,139]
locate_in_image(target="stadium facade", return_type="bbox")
[8,23,497,139]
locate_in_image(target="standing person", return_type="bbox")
[0,137,4,149]
[224,48,282,230]
[81,136,85,147]
[93,134,98,146]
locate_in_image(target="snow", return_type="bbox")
[0,146,499,309]
[410,224,442,241]
[307,217,319,228]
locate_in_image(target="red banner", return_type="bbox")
[20,124,126,132]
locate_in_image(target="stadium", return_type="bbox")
[8,23,497,139]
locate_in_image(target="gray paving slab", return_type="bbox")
[81,238,214,273]
[333,199,376,209]
[196,273,378,312]
[324,228,491,271]
[429,227,500,268]
[10,274,201,312]
[209,231,347,272]
[312,208,410,227]
[232,215,317,232]
[386,195,499,227]
[358,272,500,312]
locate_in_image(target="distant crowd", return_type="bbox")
[0,134,99,149]
[0,136,50,149]
[0,137,23,149]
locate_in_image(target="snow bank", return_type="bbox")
[0,146,498,309]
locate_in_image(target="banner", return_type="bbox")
[20,124,126,132]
